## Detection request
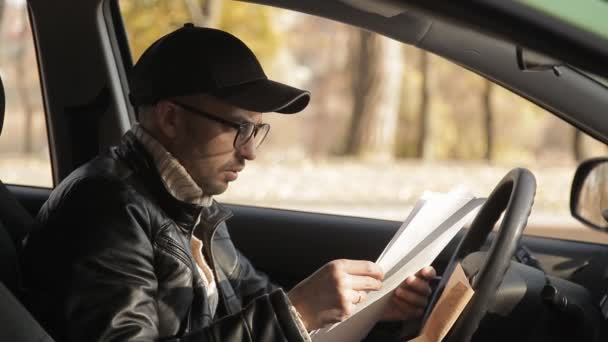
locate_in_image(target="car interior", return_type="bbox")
[1,0,608,341]
[0,75,54,341]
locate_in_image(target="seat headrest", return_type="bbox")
[0,76,4,136]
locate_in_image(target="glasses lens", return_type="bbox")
[235,124,255,148]
[253,124,270,148]
[235,123,270,148]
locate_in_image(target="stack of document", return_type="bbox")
[311,187,484,342]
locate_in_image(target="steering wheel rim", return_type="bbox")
[428,168,536,342]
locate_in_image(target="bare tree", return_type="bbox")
[184,0,223,28]
[573,128,583,161]
[345,30,403,160]
[482,79,494,160]
[416,50,429,158]
[0,0,4,26]
[15,9,35,154]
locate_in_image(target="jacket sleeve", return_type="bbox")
[23,178,162,341]
[234,248,281,304]
[175,289,307,342]
[24,178,305,342]
[211,223,280,306]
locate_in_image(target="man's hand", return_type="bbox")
[381,266,436,321]
[288,259,384,331]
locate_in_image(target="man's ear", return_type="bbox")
[156,100,180,140]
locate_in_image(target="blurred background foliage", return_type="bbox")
[120,0,282,65]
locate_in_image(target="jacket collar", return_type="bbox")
[131,124,213,207]
[114,131,232,233]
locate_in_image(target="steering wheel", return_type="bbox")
[424,168,536,342]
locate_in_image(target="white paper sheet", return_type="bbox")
[311,188,484,342]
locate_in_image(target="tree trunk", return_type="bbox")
[482,79,493,160]
[573,128,583,161]
[200,0,223,27]
[416,51,429,158]
[0,0,5,26]
[345,31,403,160]
[16,11,34,154]
[185,0,223,28]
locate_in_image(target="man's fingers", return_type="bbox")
[339,260,384,279]
[416,266,436,280]
[401,275,432,296]
[390,295,425,318]
[322,308,350,324]
[349,275,383,291]
[395,287,429,308]
[349,289,367,304]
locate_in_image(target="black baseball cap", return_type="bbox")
[129,23,310,114]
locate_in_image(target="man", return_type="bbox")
[22,24,435,341]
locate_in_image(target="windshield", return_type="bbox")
[519,0,608,41]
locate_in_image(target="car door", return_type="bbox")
[226,204,608,300]
[23,0,608,335]
[26,0,608,294]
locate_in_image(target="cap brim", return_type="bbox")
[214,79,310,114]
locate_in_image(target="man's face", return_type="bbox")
[163,94,262,196]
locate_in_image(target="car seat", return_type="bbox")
[0,74,54,341]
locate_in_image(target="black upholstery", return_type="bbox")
[0,219,20,295]
[0,182,35,249]
[0,282,53,342]
[0,75,54,341]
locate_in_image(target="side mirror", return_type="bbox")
[571,157,608,232]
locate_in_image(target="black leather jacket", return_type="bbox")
[22,132,306,342]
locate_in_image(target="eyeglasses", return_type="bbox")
[170,101,270,149]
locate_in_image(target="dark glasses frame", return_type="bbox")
[170,100,270,148]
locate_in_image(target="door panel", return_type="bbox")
[226,204,399,289]
[7,185,605,308]
[520,234,608,302]
[7,185,51,218]
[226,204,608,301]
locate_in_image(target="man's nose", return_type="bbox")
[236,138,257,161]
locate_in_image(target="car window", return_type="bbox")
[117,0,608,243]
[0,2,52,188]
